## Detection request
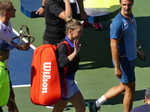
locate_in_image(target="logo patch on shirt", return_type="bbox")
[122,19,128,30]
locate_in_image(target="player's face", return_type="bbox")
[120,0,133,15]
[71,25,83,40]
[7,5,16,18]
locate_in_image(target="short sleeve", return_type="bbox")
[49,1,64,17]
[110,20,122,39]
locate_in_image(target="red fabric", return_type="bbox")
[30,41,71,106]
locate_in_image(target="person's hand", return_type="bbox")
[7,99,19,112]
[17,43,30,51]
[137,49,146,61]
[73,39,81,54]
[36,7,45,16]
[115,68,122,79]
[80,11,87,20]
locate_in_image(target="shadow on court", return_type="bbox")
[66,89,145,108]
[135,16,150,67]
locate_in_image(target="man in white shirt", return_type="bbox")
[0,1,19,112]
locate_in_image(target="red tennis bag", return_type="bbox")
[30,41,71,106]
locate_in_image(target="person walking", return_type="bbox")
[52,17,85,112]
[87,0,145,112]
[0,1,19,112]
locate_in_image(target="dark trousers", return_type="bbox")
[70,3,80,20]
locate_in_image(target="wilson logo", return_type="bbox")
[42,62,51,94]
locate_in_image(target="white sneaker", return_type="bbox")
[46,106,53,109]
[46,106,69,110]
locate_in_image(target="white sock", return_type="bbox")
[95,95,107,108]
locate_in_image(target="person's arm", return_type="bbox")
[110,38,122,79]
[7,80,19,112]
[11,39,19,49]
[36,0,49,16]
[76,0,87,20]
[59,0,72,21]
[136,41,142,49]
[136,41,146,61]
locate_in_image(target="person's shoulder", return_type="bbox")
[0,21,5,29]
[130,104,150,112]
[111,13,123,29]
[47,0,58,4]
[0,63,6,75]
[58,39,67,47]
[47,0,54,3]
[113,13,123,23]
[130,106,140,112]
[46,0,63,11]
[46,0,55,6]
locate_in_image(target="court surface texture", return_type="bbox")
[2,0,150,112]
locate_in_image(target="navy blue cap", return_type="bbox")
[0,39,14,50]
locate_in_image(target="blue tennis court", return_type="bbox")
[9,31,34,86]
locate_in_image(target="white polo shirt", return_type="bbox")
[0,21,13,44]
[0,20,13,68]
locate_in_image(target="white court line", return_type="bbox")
[12,84,30,88]
[12,28,36,50]
[12,28,36,88]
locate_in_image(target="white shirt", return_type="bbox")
[0,21,13,44]
[0,20,13,68]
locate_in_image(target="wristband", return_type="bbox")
[137,46,142,50]
[41,6,45,9]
